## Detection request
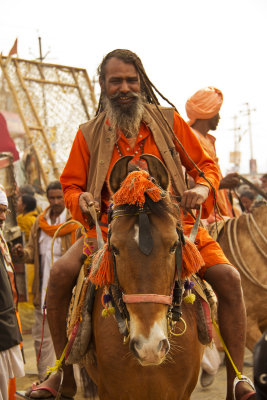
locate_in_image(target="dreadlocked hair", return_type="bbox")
[95,49,219,217]
[95,49,177,115]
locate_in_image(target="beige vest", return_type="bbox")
[80,104,186,207]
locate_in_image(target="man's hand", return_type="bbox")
[79,192,100,216]
[180,184,209,212]
[219,173,240,190]
[12,243,25,258]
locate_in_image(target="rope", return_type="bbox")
[245,214,267,258]
[46,342,69,374]
[212,320,242,380]
[225,215,267,290]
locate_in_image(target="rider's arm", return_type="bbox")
[60,129,90,229]
[172,112,220,217]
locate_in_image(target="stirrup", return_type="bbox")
[233,375,255,400]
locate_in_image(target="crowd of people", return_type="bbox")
[1,49,267,400]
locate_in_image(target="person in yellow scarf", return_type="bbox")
[16,194,38,242]
[186,86,240,223]
[13,181,80,381]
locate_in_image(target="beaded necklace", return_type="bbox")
[115,138,146,158]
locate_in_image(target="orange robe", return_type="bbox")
[61,112,230,276]
[191,128,233,220]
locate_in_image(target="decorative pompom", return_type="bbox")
[113,170,163,207]
[103,294,112,304]
[181,237,205,279]
[184,279,195,290]
[184,293,196,304]
[102,309,109,317]
[89,244,114,286]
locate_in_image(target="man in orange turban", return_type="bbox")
[186,87,240,222]
[186,87,241,387]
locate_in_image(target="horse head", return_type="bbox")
[106,155,182,366]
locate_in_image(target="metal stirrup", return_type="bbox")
[233,375,255,400]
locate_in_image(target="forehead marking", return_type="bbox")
[133,224,139,246]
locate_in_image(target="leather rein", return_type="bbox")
[107,205,185,336]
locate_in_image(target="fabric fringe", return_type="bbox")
[113,170,163,207]
[182,237,205,279]
[89,244,114,286]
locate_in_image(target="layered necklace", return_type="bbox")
[115,137,146,158]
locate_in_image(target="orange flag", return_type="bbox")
[8,38,18,56]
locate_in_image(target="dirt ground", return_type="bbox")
[16,334,254,400]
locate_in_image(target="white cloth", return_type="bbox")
[39,208,67,309]
[0,345,25,400]
[201,343,221,375]
[0,186,8,207]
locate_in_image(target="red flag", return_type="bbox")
[8,38,18,56]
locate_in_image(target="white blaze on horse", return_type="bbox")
[74,155,207,400]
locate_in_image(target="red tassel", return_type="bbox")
[181,237,205,279]
[89,244,114,286]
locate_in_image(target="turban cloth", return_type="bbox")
[186,87,223,126]
[0,185,8,206]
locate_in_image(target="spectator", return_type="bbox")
[16,194,38,242]
[260,174,267,193]
[240,191,255,213]
[13,181,79,380]
[0,185,24,399]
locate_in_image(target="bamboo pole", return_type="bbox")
[70,68,90,120]
[1,55,86,72]
[83,70,98,113]
[23,76,78,88]
[13,58,59,178]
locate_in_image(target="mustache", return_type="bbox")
[109,91,139,101]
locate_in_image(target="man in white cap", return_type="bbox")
[0,185,25,399]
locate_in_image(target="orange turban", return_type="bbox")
[186,86,223,126]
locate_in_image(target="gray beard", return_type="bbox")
[102,92,145,138]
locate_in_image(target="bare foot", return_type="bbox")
[25,371,76,398]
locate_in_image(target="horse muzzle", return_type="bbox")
[129,335,170,366]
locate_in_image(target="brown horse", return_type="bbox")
[82,155,204,400]
[215,203,267,351]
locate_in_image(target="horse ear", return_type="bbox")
[109,156,134,194]
[140,154,170,191]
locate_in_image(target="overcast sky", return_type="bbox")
[1,0,266,176]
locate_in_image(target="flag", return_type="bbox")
[8,38,18,57]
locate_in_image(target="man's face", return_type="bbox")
[261,177,267,189]
[209,113,220,131]
[101,57,141,107]
[47,189,65,215]
[0,205,8,229]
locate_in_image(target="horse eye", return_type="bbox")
[111,245,120,256]
[169,241,178,254]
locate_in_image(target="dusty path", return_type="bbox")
[17,334,254,399]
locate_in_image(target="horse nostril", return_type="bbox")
[130,339,140,357]
[158,339,170,354]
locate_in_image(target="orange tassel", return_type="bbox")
[89,244,114,286]
[113,171,162,207]
[181,237,205,279]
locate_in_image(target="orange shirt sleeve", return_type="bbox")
[60,129,90,229]
[173,112,220,217]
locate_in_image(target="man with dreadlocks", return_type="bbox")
[25,49,255,400]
